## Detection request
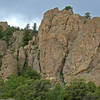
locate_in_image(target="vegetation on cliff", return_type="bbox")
[0,25,19,46]
[0,23,38,47]
[0,68,100,100]
[64,6,73,10]
[21,23,38,47]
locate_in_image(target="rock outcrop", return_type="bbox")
[12,31,24,50]
[0,22,40,79]
[0,22,8,31]
[1,54,18,79]
[0,8,100,86]
[38,8,100,85]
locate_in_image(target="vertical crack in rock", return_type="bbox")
[59,42,69,86]
[31,55,34,68]
[64,16,69,30]
[59,52,67,85]
[38,50,42,73]
[16,49,20,75]
[19,49,28,75]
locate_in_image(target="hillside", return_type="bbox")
[0,8,100,87]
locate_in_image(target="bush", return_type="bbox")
[0,25,4,39]
[21,23,38,47]
[64,79,88,100]
[15,79,50,100]
[22,67,41,80]
[47,84,64,100]
[3,27,13,45]
[1,75,26,99]
[85,12,91,18]
[0,26,16,46]
[0,71,99,100]
[0,78,4,97]
[93,86,100,100]
[0,67,41,99]
[21,30,32,47]
[64,6,73,10]
[87,81,96,92]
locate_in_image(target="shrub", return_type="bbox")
[1,75,26,99]
[15,79,50,100]
[0,71,99,100]
[93,86,100,100]
[0,25,4,39]
[0,78,4,97]
[87,81,96,92]
[85,12,91,18]
[0,53,3,70]
[64,79,88,100]
[22,67,41,80]
[64,6,73,10]
[2,27,14,46]
[21,30,32,47]
[0,25,20,45]
[47,84,64,100]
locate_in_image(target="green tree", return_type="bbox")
[1,75,26,99]
[48,84,64,100]
[33,23,37,31]
[22,67,41,80]
[65,6,73,10]
[87,81,96,92]
[25,24,30,30]
[0,68,43,99]
[85,12,91,18]
[0,67,98,100]
[0,78,4,97]
[86,81,96,99]
[21,30,32,46]
[3,27,13,46]
[32,23,38,36]
[15,79,50,100]
[64,79,88,100]
[93,86,100,100]
[21,24,34,47]
[0,25,4,39]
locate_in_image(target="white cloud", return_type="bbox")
[0,14,41,29]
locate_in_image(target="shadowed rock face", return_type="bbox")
[39,8,100,85]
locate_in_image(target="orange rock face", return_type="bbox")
[39,8,100,85]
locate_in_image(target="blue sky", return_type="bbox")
[0,0,99,28]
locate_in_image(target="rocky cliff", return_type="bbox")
[39,8,100,85]
[0,8,100,86]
